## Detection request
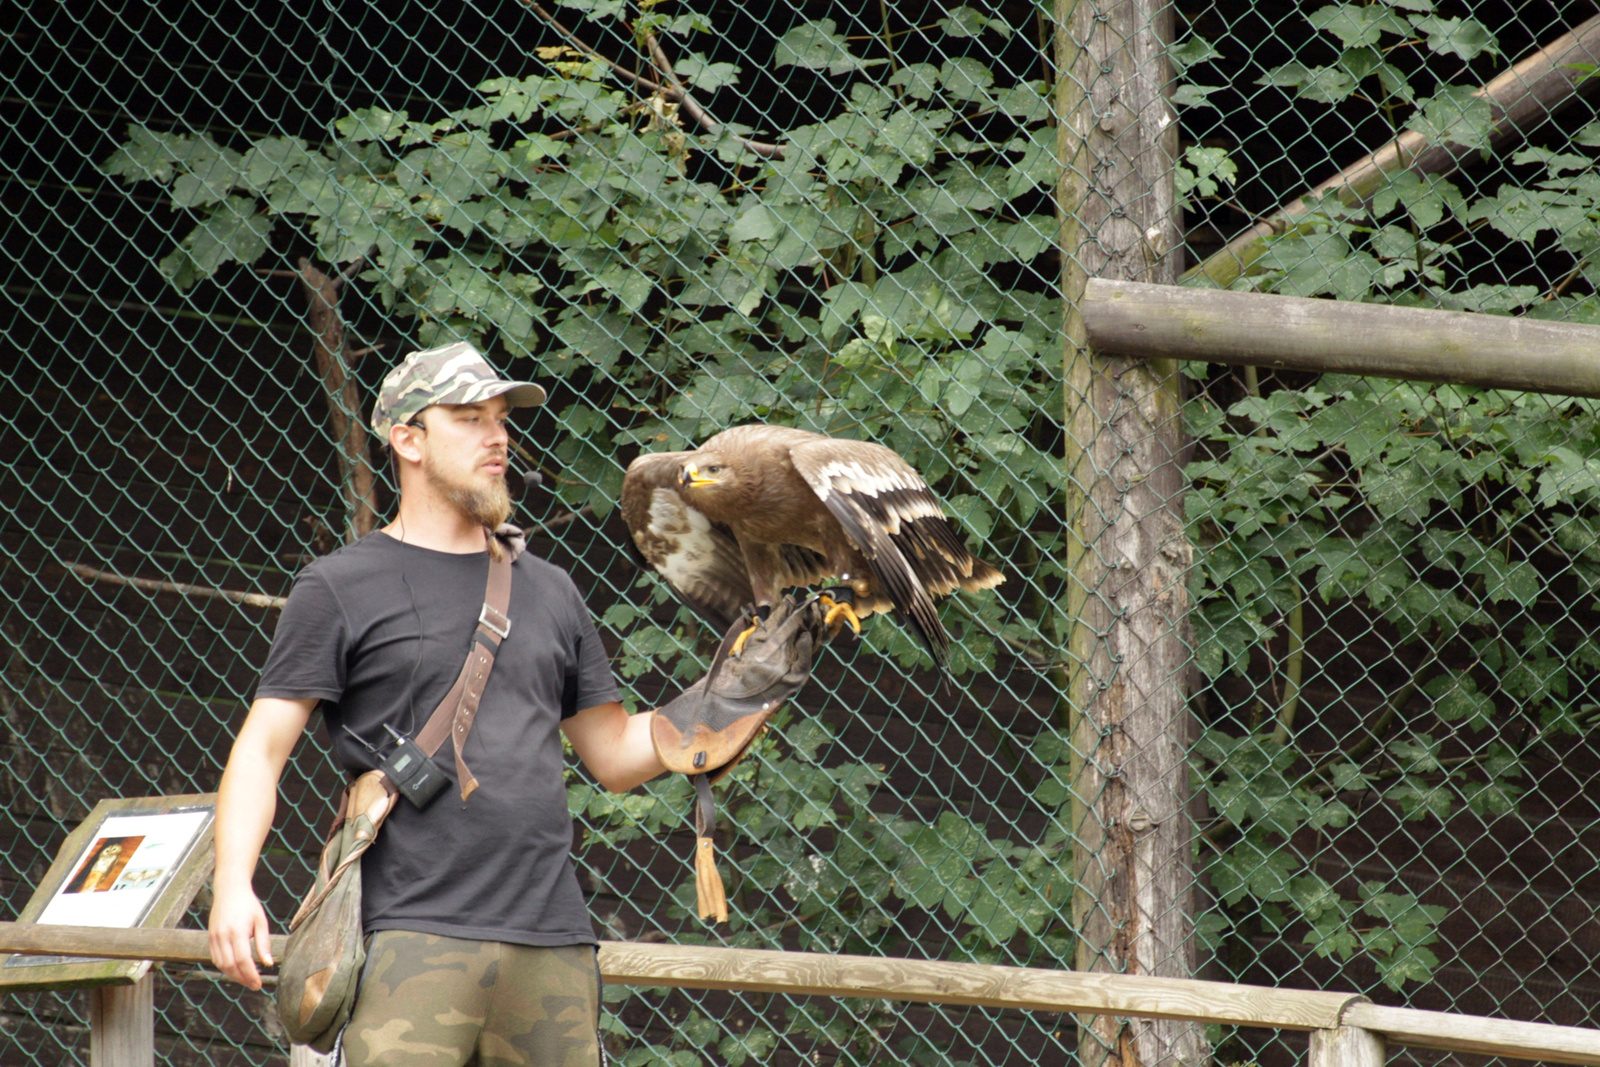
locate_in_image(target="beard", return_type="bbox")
[424,451,512,529]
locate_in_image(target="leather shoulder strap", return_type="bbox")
[413,535,514,800]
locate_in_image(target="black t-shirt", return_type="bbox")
[256,532,620,946]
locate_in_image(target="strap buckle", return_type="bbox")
[478,603,511,640]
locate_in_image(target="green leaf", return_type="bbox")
[773,19,886,76]
[1410,15,1498,60]
[887,63,941,101]
[728,201,781,243]
[168,139,246,209]
[1175,145,1237,205]
[935,6,1011,38]
[555,0,631,19]
[1368,172,1464,229]
[1431,284,1540,313]
[675,54,741,91]
[1425,673,1495,728]
[1168,36,1221,73]
[819,280,872,343]
[940,58,997,104]
[1408,86,1496,150]
[1211,842,1301,905]
[1171,85,1223,109]
[1257,62,1359,105]
[1005,126,1060,196]
[102,125,197,184]
[334,107,412,142]
[1483,558,1541,606]
[159,198,271,288]
[718,1026,778,1067]
[1252,233,1377,300]
[1375,945,1440,989]
[238,136,315,195]
[1305,914,1360,960]
[1464,182,1573,244]
[1308,3,1410,48]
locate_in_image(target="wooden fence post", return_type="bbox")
[1310,1026,1386,1067]
[89,975,154,1067]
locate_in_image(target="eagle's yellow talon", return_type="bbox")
[729,621,760,657]
[819,594,863,637]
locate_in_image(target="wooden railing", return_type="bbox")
[3,922,1597,1067]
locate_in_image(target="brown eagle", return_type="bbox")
[620,424,1004,664]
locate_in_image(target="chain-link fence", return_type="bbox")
[5,0,1600,1064]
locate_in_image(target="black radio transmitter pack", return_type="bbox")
[378,725,448,809]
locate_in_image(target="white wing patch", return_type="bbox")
[814,459,919,498]
[647,489,722,591]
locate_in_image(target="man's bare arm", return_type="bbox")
[208,697,315,990]
[561,702,664,793]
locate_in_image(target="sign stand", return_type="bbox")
[0,794,217,1067]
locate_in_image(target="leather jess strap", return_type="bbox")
[412,535,514,801]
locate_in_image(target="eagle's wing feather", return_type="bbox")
[621,451,751,629]
[789,439,957,662]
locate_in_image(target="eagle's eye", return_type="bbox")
[706,464,723,475]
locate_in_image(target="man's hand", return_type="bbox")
[209,882,274,989]
[652,593,829,779]
[208,696,312,988]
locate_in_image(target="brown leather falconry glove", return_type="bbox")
[650,592,829,921]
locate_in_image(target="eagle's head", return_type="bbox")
[678,453,742,503]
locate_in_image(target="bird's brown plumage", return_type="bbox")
[620,425,1004,664]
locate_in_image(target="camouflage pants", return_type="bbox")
[339,930,602,1067]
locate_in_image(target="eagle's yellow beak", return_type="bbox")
[680,464,718,489]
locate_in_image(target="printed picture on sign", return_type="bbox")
[61,837,143,895]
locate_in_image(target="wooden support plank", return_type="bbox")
[0,924,229,964]
[4,924,1600,1065]
[1083,278,1600,399]
[1342,1003,1600,1067]
[89,974,153,1067]
[596,942,1358,1032]
[1310,1026,1386,1067]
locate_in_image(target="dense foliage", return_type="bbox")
[1183,1,1600,995]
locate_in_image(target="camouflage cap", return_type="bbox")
[371,342,547,438]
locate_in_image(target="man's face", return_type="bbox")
[415,395,514,528]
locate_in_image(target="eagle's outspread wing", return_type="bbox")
[789,437,1003,663]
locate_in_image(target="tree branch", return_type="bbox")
[640,28,784,159]
[296,257,379,541]
[66,563,286,610]
[518,0,785,159]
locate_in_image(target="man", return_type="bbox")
[208,342,809,1065]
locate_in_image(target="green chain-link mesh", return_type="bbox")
[4,1,1600,1064]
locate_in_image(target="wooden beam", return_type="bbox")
[1342,1003,1600,1067]
[1184,15,1600,289]
[597,941,1357,1031]
[1084,278,1600,399]
[1054,0,1201,1063]
[0,924,232,964]
[6,924,1600,1065]
[1310,1025,1385,1067]
[89,975,153,1067]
